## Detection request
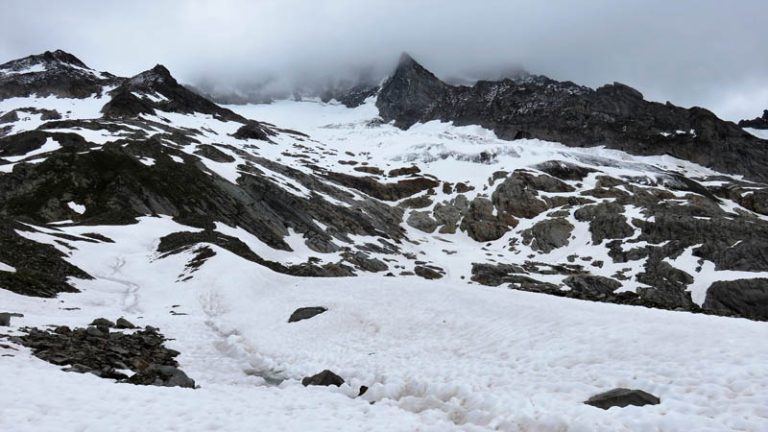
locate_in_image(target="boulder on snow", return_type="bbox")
[584,388,660,409]
[302,369,345,387]
[115,317,136,329]
[90,317,115,328]
[128,364,196,388]
[288,307,328,323]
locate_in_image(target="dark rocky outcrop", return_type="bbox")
[0,50,121,99]
[302,369,345,387]
[521,218,574,253]
[703,279,768,320]
[288,307,328,323]
[14,324,195,388]
[377,54,768,182]
[585,388,660,409]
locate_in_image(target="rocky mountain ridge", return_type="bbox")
[377,53,768,183]
[0,50,767,321]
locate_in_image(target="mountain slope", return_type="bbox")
[1,49,768,432]
[377,54,768,183]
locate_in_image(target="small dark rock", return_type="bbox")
[90,318,115,328]
[302,369,345,387]
[128,364,196,388]
[358,385,369,396]
[288,307,328,323]
[585,388,661,410]
[115,317,136,329]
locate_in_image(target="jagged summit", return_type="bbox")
[377,53,768,182]
[0,49,90,72]
[102,64,251,124]
[126,64,176,88]
[0,49,118,99]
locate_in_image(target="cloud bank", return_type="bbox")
[1,0,766,120]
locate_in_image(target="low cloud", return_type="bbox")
[1,0,766,120]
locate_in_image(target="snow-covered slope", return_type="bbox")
[1,51,768,431]
[2,216,767,432]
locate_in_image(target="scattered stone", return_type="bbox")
[584,388,661,409]
[358,385,369,396]
[414,265,445,280]
[407,211,438,233]
[288,307,328,323]
[302,369,345,387]
[90,317,115,328]
[13,322,194,388]
[127,364,196,389]
[115,317,136,329]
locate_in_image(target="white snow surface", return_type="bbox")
[66,201,86,215]
[744,127,768,140]
[2,98,768,431]
[1,216,767,432]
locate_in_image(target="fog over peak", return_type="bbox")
[1,0,766,120]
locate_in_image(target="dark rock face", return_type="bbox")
[584,388,660,410]
[302,369,345,387]
[563,275,622,296]
[521,218,574,253]
[14,324,195,388]
[0,217,89,297]
[414,265,445,280]
[127,364,196,388]
[289,307,328,323]
[703,279,768,320]
[0,50,121,99]
[377,54,768,182]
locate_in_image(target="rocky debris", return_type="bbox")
[584,388,661,410]
[127,364,196,388]
[288,307,328,323]
[194,144,236,162]
[414,265,445,280]
[521,218,574,253]
[14,323,195,388]
[563,275,622,296]
[388,166,421,177]
[460,197,516,242]
[703,279,768,321]
[738,109,768,130]
[341,251,388,273]
[354,166,384,175]
[491,171,571,219]
[574,202,634,244]
[377,53,768,183]
[407,210,438,233]
[469,262,738,316]
[326,172,439,201]
[302,369,345,387]
[534,160,596,181]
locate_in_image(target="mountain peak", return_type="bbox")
[39,50,89,69]
[0,49,90,72]
[126,64,177,88]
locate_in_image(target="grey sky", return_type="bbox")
[1,0,766,121]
